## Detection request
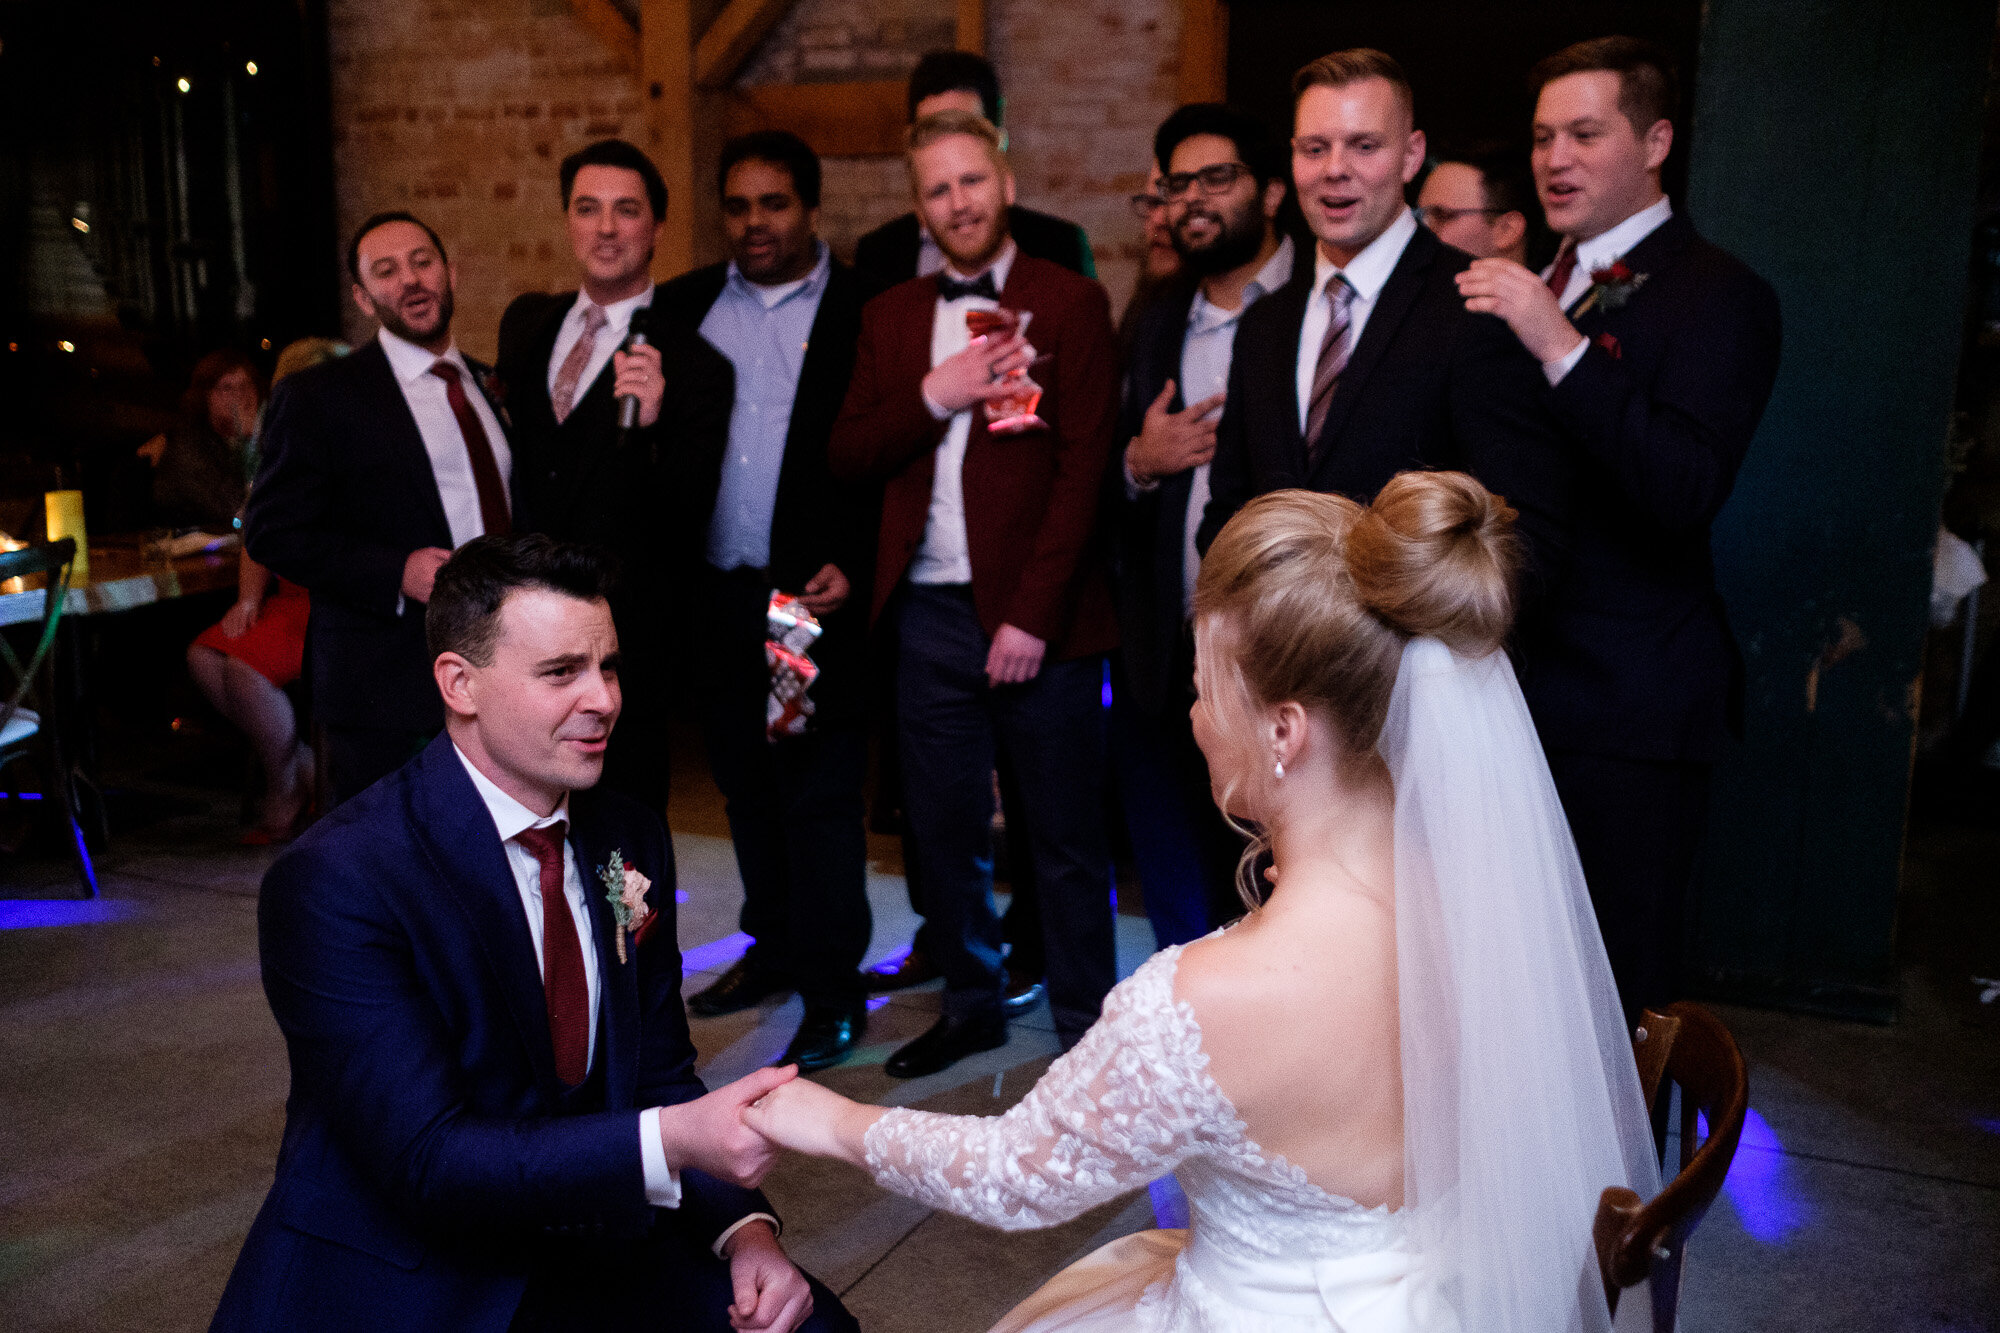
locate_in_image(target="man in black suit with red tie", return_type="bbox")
[1195,49,1570,601]
[499,140,733,813]
[246,212,516,806]
[1457,37,1781,1020]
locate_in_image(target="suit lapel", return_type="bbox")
[566,796,638,1111]
[1569,213,1693,332]
[408,737,565,1101]
[358,343,454,543]
[1256,278,1314,485]
[1310,229,1433,472]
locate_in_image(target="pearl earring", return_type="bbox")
[1273,759,1285,780]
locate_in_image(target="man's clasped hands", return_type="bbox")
[659,1065,875,1333]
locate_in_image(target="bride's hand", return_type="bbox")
[742,1074,876,1165]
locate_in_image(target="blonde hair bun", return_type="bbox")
[1346,470,1520,656]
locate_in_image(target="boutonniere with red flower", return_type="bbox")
[1574,260,1648,317]
[1595,331,1622,360]
[597,850,653,963]
[476,368,513,429]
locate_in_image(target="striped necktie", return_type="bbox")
[550,303,608,424]
[1304,274,1357,467]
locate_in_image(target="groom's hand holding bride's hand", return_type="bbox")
[656,1065,798,1187]
[742,1072,880,1167]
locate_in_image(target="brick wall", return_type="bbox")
[325,0,1180,346]
[327,0,641,359]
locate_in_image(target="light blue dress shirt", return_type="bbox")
[700,240,832,572]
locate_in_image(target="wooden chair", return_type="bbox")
[1594,1001,1749,1330]
[0,538,98,897]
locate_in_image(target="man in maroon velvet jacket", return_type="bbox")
[830,110,1120,1078]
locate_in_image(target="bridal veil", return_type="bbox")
[1380,637,1662,1333]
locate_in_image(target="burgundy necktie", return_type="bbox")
[1545,241,1579,307]
[514,822,589,1086]
[1304,274,1357,467]
[428,360,511,538]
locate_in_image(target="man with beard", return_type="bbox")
[1115,103,1295,946]
[246,212,515,804]
[1195,49,1569,608]
[648,132,884,1071]
[830,110,1121,1077]
[499,139,732,815]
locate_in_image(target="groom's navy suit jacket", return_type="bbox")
[211,736,771,1333]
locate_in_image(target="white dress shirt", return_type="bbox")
[1295,206,1421,435]
[910,240,1020,586]
[1542,195,1674,385]
[454,747,778,1252]
[1127,236,1295,612]
[545,286,656,404]
[377,328,512,549]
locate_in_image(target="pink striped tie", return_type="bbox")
[1304,275,1357,466]
[550,303,607,424]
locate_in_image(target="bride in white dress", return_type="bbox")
[747,472,1660,1332]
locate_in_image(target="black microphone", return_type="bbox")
[617,327,649,432]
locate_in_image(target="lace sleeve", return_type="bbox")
[861,948,1240,1230]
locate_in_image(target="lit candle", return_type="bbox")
[43,490,88,580]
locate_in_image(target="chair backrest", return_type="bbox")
[0,538,77,740]
[1593,1000,1749,1330]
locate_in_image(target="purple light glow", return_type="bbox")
[866,996,891,1012]
[681,931,753,973]
[1148,1176,1190,1229]
[1973,1117,2000,1136]
[869,946,913,977]
[1702,1108,1809,1243]
[675,889,690,904]
[0,899,133,929]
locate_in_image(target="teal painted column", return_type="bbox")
[1685,0,1989,1018]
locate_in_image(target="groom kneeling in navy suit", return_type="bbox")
[212,536,852,1333]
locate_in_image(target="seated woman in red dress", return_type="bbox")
[186,339,343,843]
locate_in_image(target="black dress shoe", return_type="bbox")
[778,1004,867,1073]
[867,946,942,993]
[688,958,792,1017]
[1002,969,1046,1015]
[884,1012,1008,1079]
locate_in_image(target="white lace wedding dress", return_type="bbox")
[861,640,1661,1333]
[862,942,1449,1333]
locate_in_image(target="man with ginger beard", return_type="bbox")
[246,212,516,805]
[1195,50,1569,611]
[1115,103,1295,946]
[830,110,1121,1077]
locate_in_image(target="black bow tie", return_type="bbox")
[937,271,1000,302]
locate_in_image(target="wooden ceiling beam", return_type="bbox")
[694,0,797,90]
[567,0,640,67]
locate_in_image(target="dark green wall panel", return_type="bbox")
[1686,0,1990,1017]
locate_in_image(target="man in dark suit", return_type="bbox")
[1456,37,1782,1019]
[246,211,517,805]
[1195,49,1570,602]
[211,536,852,1333]
[649,131,884,1072]
[1116,103,1296,945]
[831,111,1121,1077]
[853,50,1096,287]
[499,139,732,814]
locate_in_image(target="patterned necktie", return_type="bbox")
[550,303,608,424]
[427,360,511,538]
[1304,274,1358,466]
[1545,240,1579,307]
[937,271,999,302]
[514,822,589,1087]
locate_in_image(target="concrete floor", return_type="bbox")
[1,737,1997,1332]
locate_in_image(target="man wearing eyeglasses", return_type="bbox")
[1196,49,1569,617]
[1115,103,1295,947]
[1416,143,1537,266]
